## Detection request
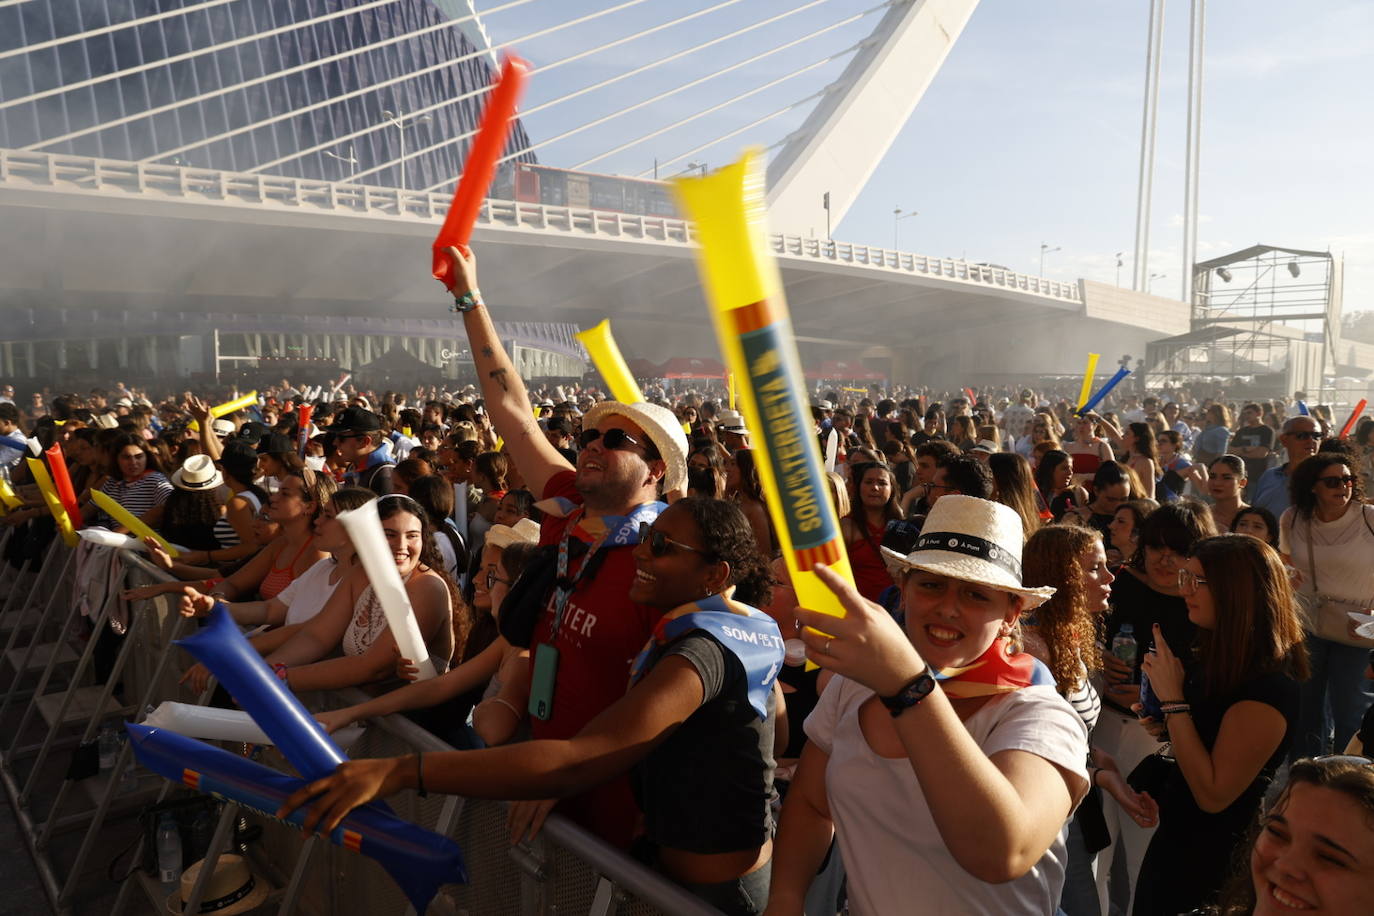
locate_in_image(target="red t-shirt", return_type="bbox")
[847,518,894,603]
[531,470,661,847]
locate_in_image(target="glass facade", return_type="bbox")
[0,0,533,190]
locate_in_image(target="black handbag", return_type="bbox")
[1127,745,1177,797]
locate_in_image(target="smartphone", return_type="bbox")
[528,643,559,721]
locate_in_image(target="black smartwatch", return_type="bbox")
[878,669,937,718]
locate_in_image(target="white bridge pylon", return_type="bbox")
[766,0,981,236]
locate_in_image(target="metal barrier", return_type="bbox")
[0,532,723,915]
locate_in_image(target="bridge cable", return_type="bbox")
[488,0,886,184]
[0,0,240,62]
[572,39,865,171]
[414,0,881,192]
[143,0,651,167]
[255,0,750,178]
[0,0,415,114]
[24,0,541,152]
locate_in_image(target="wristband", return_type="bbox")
[1160,703,1191,716]
[415,751,428,798]
[272,663,289,683]
[451,288,484,314]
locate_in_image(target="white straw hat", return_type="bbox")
[880,495,1055,609]
[171,453,224,492]
[581,401,689,494]
[485,518,541,551]
[715,409,749,434]
[164,853,270,914]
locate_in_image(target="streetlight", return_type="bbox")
[1115,251,1124,287]
[323,145,358,182]
[1039,242,1061,276]
[893,207,918,249]
[1148,271,1166,293]
[380,109,434,192]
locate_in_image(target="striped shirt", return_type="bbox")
[99,472,172,524]
[212,491,261,549]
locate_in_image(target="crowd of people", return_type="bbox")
[2,244,1373,915]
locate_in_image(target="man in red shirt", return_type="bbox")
[439,244,688,848]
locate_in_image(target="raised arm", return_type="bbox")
[794,566,1087,884]
[440,245,572,496]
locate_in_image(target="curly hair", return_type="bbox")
[670,497,774,608]
[1289,453,1364,518]
[1022,525,1103,693]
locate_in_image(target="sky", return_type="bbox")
[477,0,1374,312]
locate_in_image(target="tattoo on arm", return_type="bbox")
[481,346,494,359]
[489,369,509,392]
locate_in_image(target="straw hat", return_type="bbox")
[164,854,270,914]
[211,418,236,438]
[581,401,688,494]
[715,409,749,434]
[880,495,1055,609]
[485,518,541,551]
[171,454,224,492]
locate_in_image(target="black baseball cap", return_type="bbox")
[332,406,382,435]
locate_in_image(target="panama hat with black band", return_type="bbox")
[880,495,1055,609]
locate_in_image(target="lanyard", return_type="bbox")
[549,501,664,641]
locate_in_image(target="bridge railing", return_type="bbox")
[0,534,719,915]
[0,147,1081,304]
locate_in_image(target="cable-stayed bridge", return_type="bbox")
[0,0,1190,387]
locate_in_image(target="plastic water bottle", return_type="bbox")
[116,732,138,795]
[1112,623,1139,685]
[156,813,183,891]
[98,723,118,771]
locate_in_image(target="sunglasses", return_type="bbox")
[638,522,709,558]
[1289,431,1323,441]
[579,428,643,451]
[1317,475,1356,489]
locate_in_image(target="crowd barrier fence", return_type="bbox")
[0,530,722,916]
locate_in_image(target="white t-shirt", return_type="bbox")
[805,677,1089,916]
[275,557,342,626]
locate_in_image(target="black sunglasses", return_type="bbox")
[1317,475,1356,489]
[1290,431,1323,441]
[638,522,709,558]
[579,428,643,451]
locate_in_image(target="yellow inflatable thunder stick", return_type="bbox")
[727,372,737,411]
[26,458,79,548]
[672,149,854,621]
[575,319,645,405]
[190,390,259,431]
[1076,354,1100,411]
[0,477,22,512]
[90,489,180,558]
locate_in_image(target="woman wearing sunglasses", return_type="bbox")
[1278,454,1374,759]
[1131,535,1308,915]
[283,498,784,915]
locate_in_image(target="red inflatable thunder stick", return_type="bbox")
[1339,398,1367,439]
[44,443,83,530]
[432,55,530,290]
